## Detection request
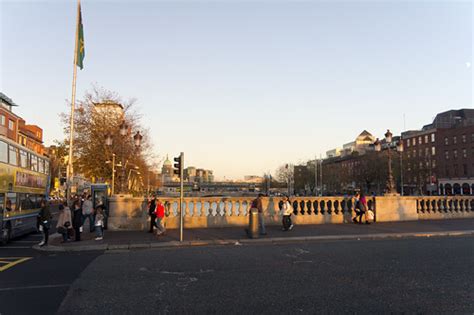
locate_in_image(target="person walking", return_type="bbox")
[38,200,52,247]
[360,192,370,225]
[72,199,83,242]
[56,203,72,243]
[155,199,166,236]
[94,204,106,241]
[352,192,364,224]
[281,196,294,231]
[251,194,267,235]
[82,195,95,232]
[148,197,158,233]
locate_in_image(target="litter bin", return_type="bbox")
[247,208,259,239]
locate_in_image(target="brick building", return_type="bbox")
[0,92,46,156]
[402,109,474,195]
[0,93,20,142]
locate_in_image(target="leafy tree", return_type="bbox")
[61,85,155,194]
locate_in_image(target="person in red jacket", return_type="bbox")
[155,199,166,236]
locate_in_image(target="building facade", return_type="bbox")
[402,109,474,195]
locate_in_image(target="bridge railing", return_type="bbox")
[416,196,474,213]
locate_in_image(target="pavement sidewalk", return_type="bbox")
[35,219,474,252]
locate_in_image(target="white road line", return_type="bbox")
[0,284,70,292]
[0,246,31,249]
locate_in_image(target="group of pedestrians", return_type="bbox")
[352,192,374,225]
[148,197,166,236]
[37,195,107,247]
[250,192,374,236]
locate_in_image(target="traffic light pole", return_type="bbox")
[179,152,184,242]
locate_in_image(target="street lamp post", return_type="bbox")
[374,130,397,195]
[105,122,142,195]
[397,140,404,196]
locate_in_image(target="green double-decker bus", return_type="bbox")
[0,135,50,244]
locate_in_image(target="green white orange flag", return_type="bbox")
[76,2,85,70]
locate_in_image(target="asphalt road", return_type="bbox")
[1,235,473,314]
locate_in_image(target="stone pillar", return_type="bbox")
[374,196,418,222]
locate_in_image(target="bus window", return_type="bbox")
[9,146,18,166]
[19,194,33,211]
[0,141,7,163]
[30,155,38,172]
[0,193,4,216]
[6,193,16,212]
[20,150,28,168]
[38,158,44,174]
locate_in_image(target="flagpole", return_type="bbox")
[67,0,81,203]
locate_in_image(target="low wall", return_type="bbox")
[106,195,474,231]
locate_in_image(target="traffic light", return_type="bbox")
[174,155,182,176]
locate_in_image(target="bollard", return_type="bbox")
[248,208,259,239]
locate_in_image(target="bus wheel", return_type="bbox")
[1,224,11,245]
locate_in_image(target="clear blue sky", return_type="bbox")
[1,0,472,180]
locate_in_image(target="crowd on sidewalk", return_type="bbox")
[38,190,377,247]
[38,193,107,247]
[145,192,376,239]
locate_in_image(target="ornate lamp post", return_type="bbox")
[105,122,142,195]
[397,140,404,196]
[105,133,116,195]
[374,130,397,195]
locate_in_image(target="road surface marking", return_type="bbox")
[0,284,69,291]
[0,257,33,272]
[0,246,31,249]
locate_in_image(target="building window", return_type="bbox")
[431,134,435,142]
[454,164,458,176]
[445,151,449,160]
[453,136,457,144]
[0,115,5,126]
[20,150,28,168]
[453,149,458,159]
[424,135,428,144]
[462,148,467,158]
[407,152,411,159]
[30,155,38,172]
[463,164,468,176]
[419,162,423,169]
[418,137,422,145]
[413,149,417,157]
[9,146,18,166]
[462,134,466,143]
[425,148,429,157]
[432,159,436,168]
[0,141,7,163]
[8,120,14,131]
[413,138,416,146]
[406,140,410,148]
[445,137,449,145]
[431,147,436,156]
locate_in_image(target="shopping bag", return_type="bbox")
[367,210,375,221]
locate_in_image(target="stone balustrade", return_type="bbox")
[107,195,474,230]
[107,195,376,230]
[416,196,474,220]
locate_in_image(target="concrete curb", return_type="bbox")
[32,230,474,252]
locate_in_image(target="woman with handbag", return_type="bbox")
[57,203,72,243]
[38,200,52,247]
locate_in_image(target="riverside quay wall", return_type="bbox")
[107,195,474,230]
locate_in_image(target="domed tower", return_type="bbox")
[161,155,173,183]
